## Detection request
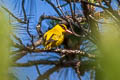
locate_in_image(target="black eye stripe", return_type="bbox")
[59,24,66,30]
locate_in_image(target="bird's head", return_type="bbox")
[57,24,73,34]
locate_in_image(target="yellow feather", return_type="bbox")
[43,24,67,49]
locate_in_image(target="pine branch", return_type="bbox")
[11,60,95,67]
[1,6,26,23]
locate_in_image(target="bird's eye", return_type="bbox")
[60,24,66,30]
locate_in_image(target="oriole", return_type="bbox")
[43,24,73,50]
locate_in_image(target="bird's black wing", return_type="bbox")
[44,34,57,45]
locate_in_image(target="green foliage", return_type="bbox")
[98,18,120,80]
[0,12,11,80]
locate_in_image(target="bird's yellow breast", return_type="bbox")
[43,24,65,49]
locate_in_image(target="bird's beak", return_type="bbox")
[65,29,73,34]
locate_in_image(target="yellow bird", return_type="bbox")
[43,24,73,50]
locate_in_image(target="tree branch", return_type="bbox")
[25,48,96,59]
[38,15,64,25]
[11,60,95,68]
[37,15,64,37]
[12,60,60,67]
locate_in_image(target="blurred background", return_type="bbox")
[0,0,120,80]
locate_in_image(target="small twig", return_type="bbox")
[56,3,68,8]
[89,15,112,24]
[65,0,106,9]
[46,0,62,17]
[38,15,64,25]
[1,6,26,23]
[69,0,75,20]
[35,65,41,76]
[11,50,27,62]
[56,0,66,17]
[26,20,35,49]
[73,0,76,16]
[11,37,44,62]
[80,0,106,9]
[27,20,32,38]
[37,65,60,80]
[12,33,23,45]
[69,22,82,37]
[104,10,119,23]
[75,61,81,80]
[22,0,27,22]
[36,24,43,38]
[37,15,64,37]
